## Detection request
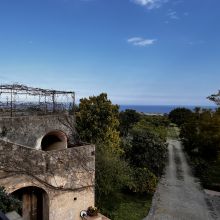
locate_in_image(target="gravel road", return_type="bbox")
[144,139,219,220]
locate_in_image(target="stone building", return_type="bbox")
[0,84,96,220]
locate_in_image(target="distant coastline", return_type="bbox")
[119,105,216,114]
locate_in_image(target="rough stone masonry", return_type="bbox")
[0,114,95,220]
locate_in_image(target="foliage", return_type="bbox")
[190,157,209,185]
[76,93,120,152]
[119,109,141,137]
[95,144,131,201]
[207,90,220,105]
[76,93,130,208]
[128,167,157,193]
[76,93,169,217]
[140,115,170,128]
[180,108,220,160]
[167,124,180,139]
[179,107,220,190]
[99,192,152,220]
[130,131,167,176]
[0,187,21,213]
[123,118,168,177]
[168,108,192,127]
[132,117,168,141]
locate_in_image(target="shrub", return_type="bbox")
[128,167,158,193]
[0,187,21,213]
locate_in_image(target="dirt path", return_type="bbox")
[144,139,219,220]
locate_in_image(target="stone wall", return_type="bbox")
[0,139,95,220]
[50,189,94,220]
[0,115,75,149]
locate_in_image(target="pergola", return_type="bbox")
[0,84,75,116]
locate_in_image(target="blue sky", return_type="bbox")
[0,0,219,105]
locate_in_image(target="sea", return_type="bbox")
[119,105,217,114]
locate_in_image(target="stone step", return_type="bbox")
[86,213,111,220]
[5,211,23,220]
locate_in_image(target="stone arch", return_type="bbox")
[11,186,49,220]
[41,130,68,151]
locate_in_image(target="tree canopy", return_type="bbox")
[207,90,220,105]
[76,93,121,152]
[119,109,141,136]
[76,93,169,217]
[168,107,192,127]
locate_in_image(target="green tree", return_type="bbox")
[119,109,141,137]
[96,144,131,198]
[76,93,121,153]
[180,109,220,160]
[129,127,167,177]
[128,167,157,193]
[132,117,168,141]
[168,108,192,127]
[180,107,220,188]
[76,93,130,212]
[121,116,168,178]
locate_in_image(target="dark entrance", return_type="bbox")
[12,186,49,220]
[41,130,67,151]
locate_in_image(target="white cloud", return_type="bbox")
[127,37,157,47]
[188,40,205,46]
[167,10,179,19]
[132,0,168,9]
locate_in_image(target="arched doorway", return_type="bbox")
[41,130,67,151]
[12,186,49,220]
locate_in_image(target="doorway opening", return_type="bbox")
[12,186,49,220]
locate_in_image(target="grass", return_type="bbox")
[99,192,153,220]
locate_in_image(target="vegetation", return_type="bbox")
[76,93,120,147]
[100,192,152,220]
[76,94,168,219]
[126,124,167,177]
[168,107,192,127]
[167,124,180,139]
[207,90,220,105]
[0,187,21,213]
[95,143,130,199]
[169,105,220,191]
[119,109,141,137]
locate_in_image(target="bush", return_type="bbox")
[168,108,192,127]
[187,156,214,188]
[95,145,131,199]
[128,128,168,177]
[0,187,21,213]
[128,167,158,193]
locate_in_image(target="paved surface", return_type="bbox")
[144,139,219,220]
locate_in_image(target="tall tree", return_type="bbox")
[180,109,220,160]
[119,109,141,137]
[76,93,121,152]
[76,93,129,209]
[168,108,192,127]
